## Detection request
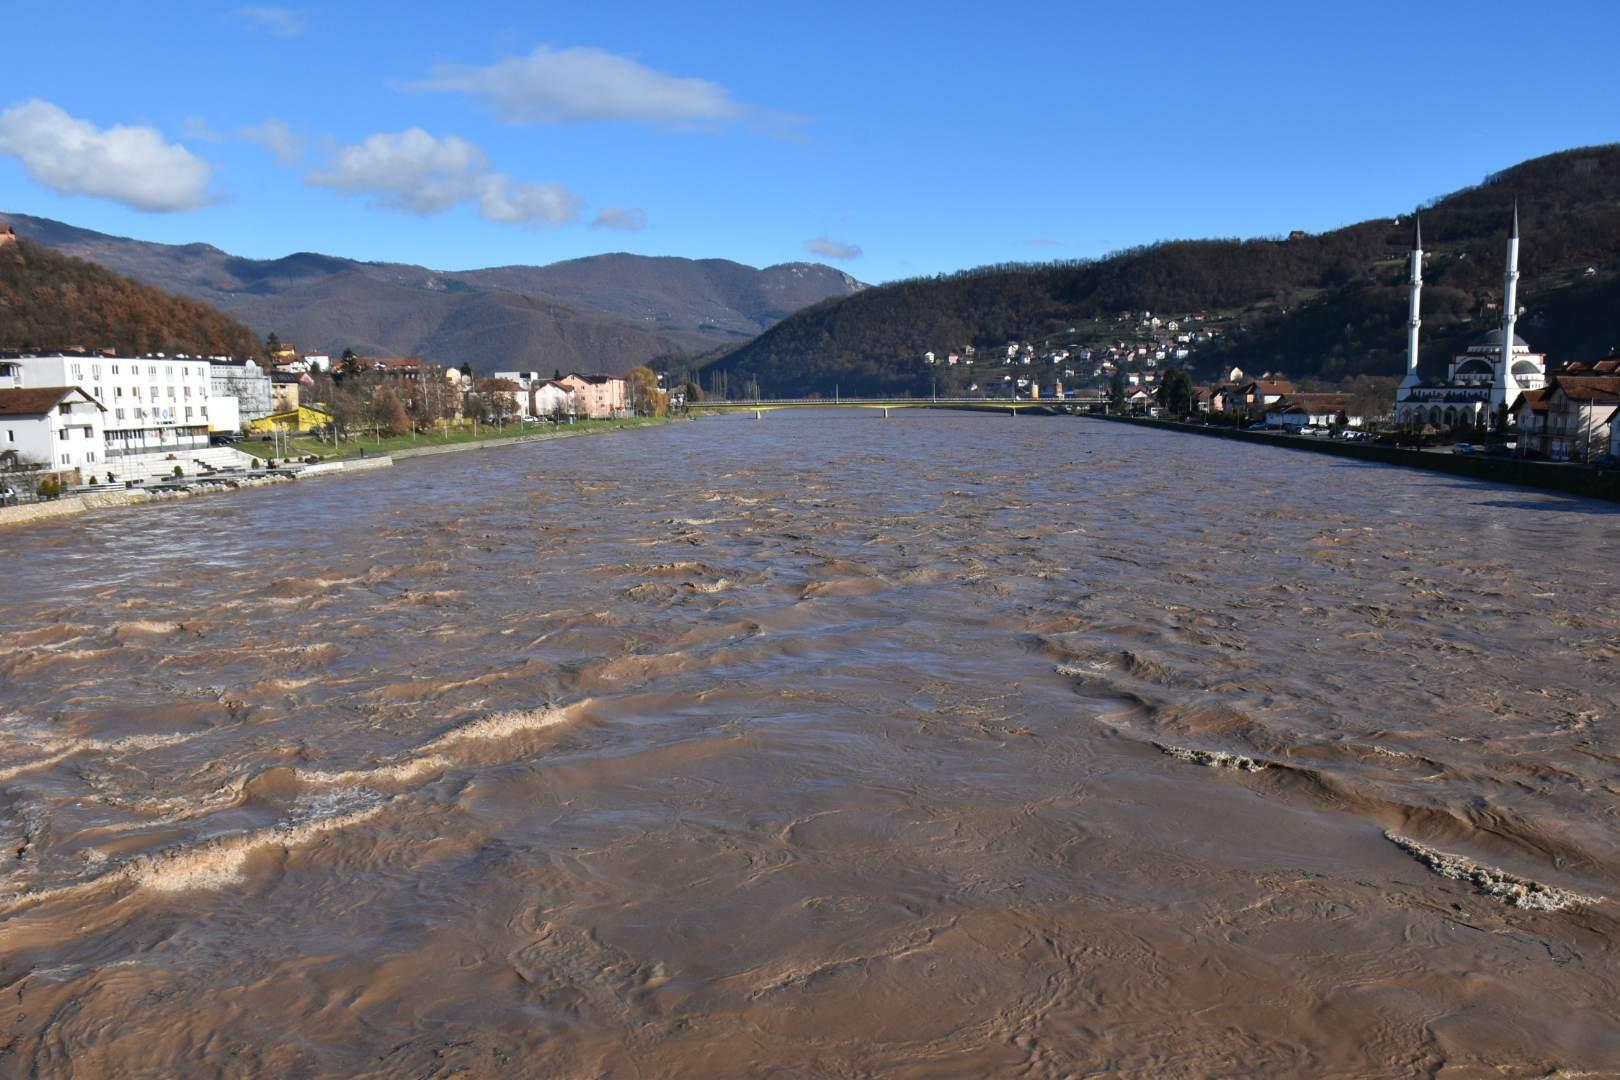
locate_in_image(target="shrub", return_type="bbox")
[172,465,184,478]
[36,476,62,499]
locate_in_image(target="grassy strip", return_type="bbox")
[234,417,668,462]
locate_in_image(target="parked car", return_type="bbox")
[0,483,16,507]
[1453,443,1475,455]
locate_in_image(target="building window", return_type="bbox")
[184,407,193,419]
[92,364,102,379]
[87,451,96,463]
[61,454,69,466]
[58,403,71,415]
[111,364,120,375]
[116,408,125,420]
[6,431,13,442]
[71,363,83,379]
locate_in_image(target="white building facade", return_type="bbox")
[0,386,107,477]
[1,354,214,458]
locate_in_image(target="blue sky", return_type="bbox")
[1,0,1616,283]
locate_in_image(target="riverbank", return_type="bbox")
[1092,415,1620,503]
[0,417,679,529]
[236,416,668,463]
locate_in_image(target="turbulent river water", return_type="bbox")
[2,412,1619,1078]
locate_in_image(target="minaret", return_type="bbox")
[1399,215,1424,398]
[1496,203,1521,412]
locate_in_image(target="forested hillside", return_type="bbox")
[702,145,1620,397]
[0,237,261,357]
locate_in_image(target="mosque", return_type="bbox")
[1394,207,1547,431]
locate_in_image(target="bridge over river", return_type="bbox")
[687,395,1107,417]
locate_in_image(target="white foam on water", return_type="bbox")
[1386,831,1603,911]
[1154,742,1268,772]
[300,755,451,787]
[419,706,573,752]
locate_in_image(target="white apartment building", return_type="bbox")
[0,386,107,476]
[0,353,213,458]
[210,359,274,423]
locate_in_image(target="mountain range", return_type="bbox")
[701,145,1620,397]
[0,212,865,374]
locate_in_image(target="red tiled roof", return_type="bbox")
[1550,375,1620,403]
[0,386,103,417]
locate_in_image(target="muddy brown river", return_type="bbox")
[2,412,1618,1078]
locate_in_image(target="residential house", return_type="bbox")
[1238,379,1295,413]
[1265,393,1359,430]
[1517,375,1620,461]
[532,380,576,419]
[270,370,305,414]
[559,373,628,419]
[0,386,106,481]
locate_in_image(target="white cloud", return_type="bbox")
[240,118,304,164]
[308,128,582,227]
[591,207,647,231]
[232,6,307,37]
[477,175,582,226]
[805,236,862,260]
[0,99,213,212]
[412,45,747,127]
[308,128,486,213]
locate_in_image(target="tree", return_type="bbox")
[340,347,360,375]
[459,362,474,379]
[683,379,703,404]
[473,377,522,425]
[376,386,411,435]
[553,368,563,381]
[1157,366,1194,416]
[266,331,282,355]
[626,366,661,416]
[1108,369,1127,408]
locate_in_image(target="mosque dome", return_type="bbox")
[1472,328,1530,350]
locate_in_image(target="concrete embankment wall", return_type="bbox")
[0,459,387,528]
[1095,416,1620,502]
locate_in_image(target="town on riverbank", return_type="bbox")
[0,345,679,508]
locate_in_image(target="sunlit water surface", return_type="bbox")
[2,413,1618,1077]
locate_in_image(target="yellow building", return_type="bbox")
[245,405,332,434]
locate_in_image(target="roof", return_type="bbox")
[1549,376,1620,404]
[0,386,104,417]
[565,373,623,385]
[1278,393,1351,411]
[1245,379,1295,395]
[1471,329,1530,349]
[1511,387,1551,413]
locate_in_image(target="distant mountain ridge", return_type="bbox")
[700,144,1620,397]
[0,214,865,374]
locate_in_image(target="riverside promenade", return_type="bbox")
[1093,415,1620,503]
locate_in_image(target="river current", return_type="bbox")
[2,412,1618,1077]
